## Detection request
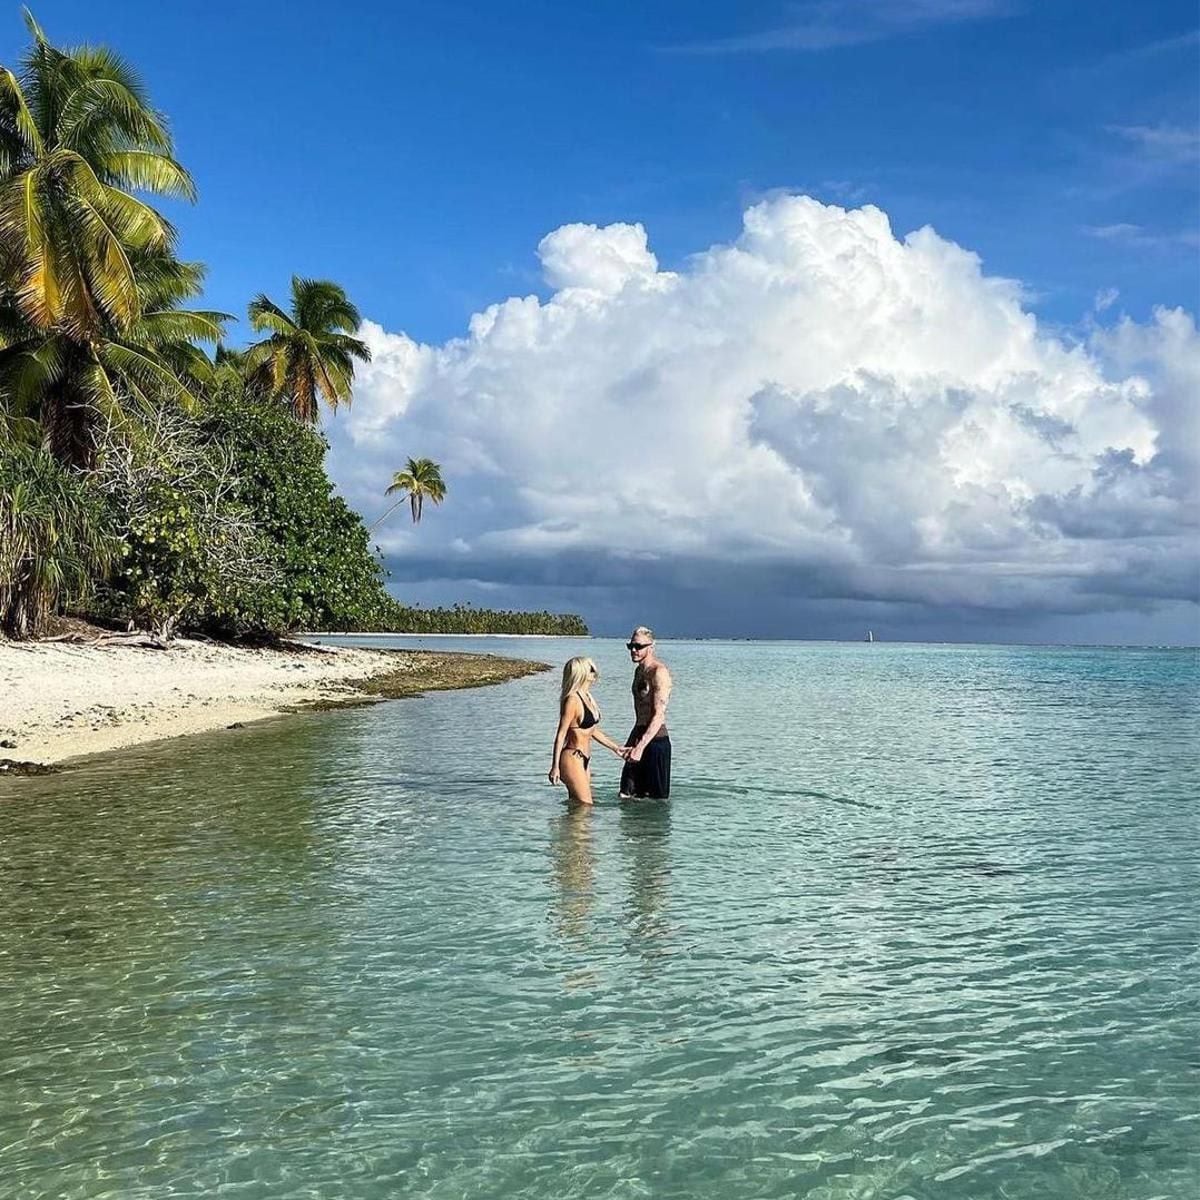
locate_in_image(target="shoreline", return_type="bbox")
[0,639,548,772]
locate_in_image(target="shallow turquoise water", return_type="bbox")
[1,639,1197,1199]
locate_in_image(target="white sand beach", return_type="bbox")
[0,638,403,766]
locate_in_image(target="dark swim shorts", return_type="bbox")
[620,727,671,799]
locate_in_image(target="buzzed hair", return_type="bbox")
[630,625,654,641]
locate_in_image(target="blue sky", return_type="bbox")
[6,2,1198,641]
[10,1,1196,340]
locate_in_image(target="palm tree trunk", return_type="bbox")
[43,386,95,469]
[368,498,407,532]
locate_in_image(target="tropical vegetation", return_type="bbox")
[0,439,114,636]
[0,11,222,466]
[0,12,586,641]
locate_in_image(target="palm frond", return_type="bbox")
[312,351,351,412]
[101,339,196,410]
[292,276,362,333]
[156,339,216,386]
[1,165,55,326]
[326,331,372,362]
[89,177,174,251]
[21,8,50,46]
[0,294,34,347]
[247,293,298,335]
[0,333,67,418]
[67,188,141,329]
[91,148,195,200]
[53,47,172,153]
[0,66,43,157]
[132,252,205,308]
[136,307,229,345]
[239,339,276,370]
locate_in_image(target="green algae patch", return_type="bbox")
[277,697,381,714]
[349,650,550,700]
[278,650,550,715]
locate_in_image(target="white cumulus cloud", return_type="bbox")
[326,194,1198,637]
[536,221,661,294]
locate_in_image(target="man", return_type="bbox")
[619,626,672,799]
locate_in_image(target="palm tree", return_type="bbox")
[372,458,446,528]
[244,277,370,424]
[0,11,210,463]
[0,10,195,335]
[0,249,227,463]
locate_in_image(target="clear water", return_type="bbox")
[1,639,1197,1199]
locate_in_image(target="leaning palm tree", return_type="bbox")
[372,458,447,528]
[0,11,204,462]
[244,277,371,424]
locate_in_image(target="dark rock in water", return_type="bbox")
[50,926,96,942]
[226,722,246,730]
[0,738,15,749]
[964,860,1018,877]
[0,758,59,776]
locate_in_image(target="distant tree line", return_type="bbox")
[0,13,586,641]
[383,604,590,636]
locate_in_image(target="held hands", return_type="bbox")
[552,745,634,778]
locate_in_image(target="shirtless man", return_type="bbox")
[619,626,673,800]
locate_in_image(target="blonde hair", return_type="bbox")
[630,625,654,642]
[560,656,598,703]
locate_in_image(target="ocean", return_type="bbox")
[1,638,1197,1198]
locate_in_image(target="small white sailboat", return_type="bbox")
[866,630,874,643]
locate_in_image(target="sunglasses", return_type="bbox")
[626,642,651,651]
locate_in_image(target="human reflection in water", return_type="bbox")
[549,806,598,948]
[619,800,673,962]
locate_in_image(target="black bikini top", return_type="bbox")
[576,693,599,729]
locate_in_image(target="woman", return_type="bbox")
[549,657,628,806]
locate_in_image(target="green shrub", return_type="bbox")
[0,442,116,639]
[197,386,396,632]
[92,411,283,640]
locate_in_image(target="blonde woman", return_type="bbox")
[549,657,628,805]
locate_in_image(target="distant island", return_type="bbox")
[362,605,588,637]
